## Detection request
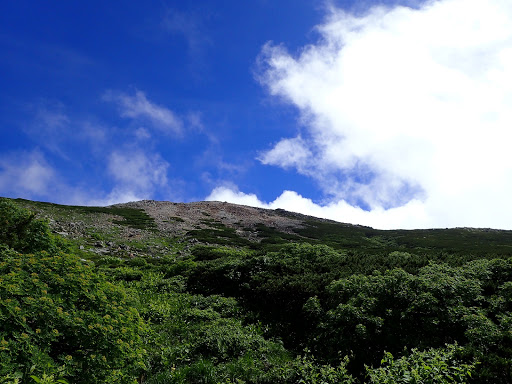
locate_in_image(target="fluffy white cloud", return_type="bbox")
[104,90,183,134]
[207,186,268,209]
[247,0,512,229]
[259,137,313,173]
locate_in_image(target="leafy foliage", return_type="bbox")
[366,344,476,383]
[312,259,511,381]
[4,199,512,383]
[0,202,147,383]
[0,249,148,383]
[0,200,64,254]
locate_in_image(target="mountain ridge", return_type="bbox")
[9,197,512,260]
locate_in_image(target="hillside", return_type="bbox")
[14,198,512,259]
[1,197,511,383]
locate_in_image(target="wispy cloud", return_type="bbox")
[134,127,151,140]
[108,150,169,191]
[5,94,186,206]
[161,8,212,57]
[78,150,172,206]
[103,90,183,135]
[227,0,512,229]
[82,149,172,206]
[0,149,115,206]
[34,103,69,131]
[0,145,173,207]
[86,189,145,207]
[24,101,70,156]
[0,150,57,198]
[24,101,108,159]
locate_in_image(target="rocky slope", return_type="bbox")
[12,198,339,259]
[12,197,512,262]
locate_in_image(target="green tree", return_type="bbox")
[0,200,63,254]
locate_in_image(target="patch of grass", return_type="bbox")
[186,222,253,247]
[14,198,156,230]
[294,220,373,249]
[109,207,156,230]
[89,232,105,241]
[200,219,226,228]
[254,223,301,242]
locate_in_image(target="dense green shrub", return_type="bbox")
[137,288,293,384]
[0,248,147,383]
[366,344,476,383]
[317,260,512,381]
[188,243,348,348]
[0,200,64,254]
[291,351,355,384]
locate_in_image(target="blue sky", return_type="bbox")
[2,0,512,229]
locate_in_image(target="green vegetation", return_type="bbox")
[0,201,66,254]
[1,198,512,383]
[296,219,512,256]
[13,199,156,230]
[0,200,147,384]
[365,345,476,383]
[186,222,253,247]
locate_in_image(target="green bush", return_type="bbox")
[0,200,64,254]
[0,248,148,383]
[292,351,355,384]
[319,260,512,381]
[366,344,477,383]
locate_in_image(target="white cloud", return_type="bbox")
[0,150,132,206]
[0,147,173,207]
[85,188,145,207]
[259,137,313,173]
[207,185,268,208]
[0,151,56,197]
[104,90,183,134]
[249,0,512,229]
[108,150,169,192]
[0,150,116,206]
[134,127,151,140]
[86,150,171,206]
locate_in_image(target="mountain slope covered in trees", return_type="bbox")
[1,197,511,383]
